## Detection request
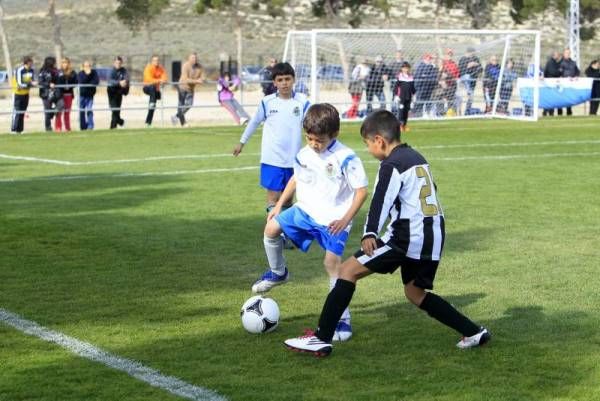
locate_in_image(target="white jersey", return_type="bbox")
[294,140,368,227]
[240,92,310,168]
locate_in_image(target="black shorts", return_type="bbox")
[354,239,439,290]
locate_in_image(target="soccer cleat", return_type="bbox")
[251,267,289,293]
[456,327,491,349]
[332,320,352,342]
[284,330,332,357]
[171,115,178,126]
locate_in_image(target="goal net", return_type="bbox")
[283,29,541,121]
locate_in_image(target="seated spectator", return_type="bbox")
[585,59,600,115]
[218,71,250,125]
[77,60,99,130]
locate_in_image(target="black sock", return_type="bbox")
[315,279,355,342]
[419,292,480,337]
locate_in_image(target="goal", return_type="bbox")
[283,29,541,121]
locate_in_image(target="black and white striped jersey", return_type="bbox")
[363,144,445,261]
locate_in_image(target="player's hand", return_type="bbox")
[232,143,244,156]
[267,205,281,221]
[328,218,349,235]
[361,237,378,256]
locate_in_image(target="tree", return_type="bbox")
[48,0,64,62]
[115,0,170,37]
[0,0,12,79]
[311,0,391,28]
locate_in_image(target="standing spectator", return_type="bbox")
[345,58,370,119]
[260,57,277,96]
[585,59,600,115]
[55,57,77,132]
[217,71,250,125]
[483,55,501,113]
[365,55,389,113]
[107,56,129,129]
[413,53,438,117]
[142,55,167,127]
[458,47,482,115]
[498,59,518,114]
[559,48,580,116]
[77,60,99,130]
[172,52,204,127]
[439,48,460,115]
[38,56,59,132]
[10,56,36,134]
[543,51,562,116]
[388,50,405,116]
[392,61,416,132]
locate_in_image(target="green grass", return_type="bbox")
[1,118,599,401]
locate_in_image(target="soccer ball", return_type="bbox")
[240,295,280,334]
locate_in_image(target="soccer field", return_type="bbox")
[1,118,599,401]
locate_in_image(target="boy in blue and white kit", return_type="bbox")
[233,62,310,214]
[254,103,368,341]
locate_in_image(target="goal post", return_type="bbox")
[283,29,541,122]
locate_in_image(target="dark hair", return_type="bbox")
[42,56,56,70]
[401,61,411,69]
[23,55,33,64]
[271,62,295,79]
[115,56,123,62]
[360,110,400,142]
[303,103,340,137]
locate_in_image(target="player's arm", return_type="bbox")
[361,163,400,256]
[233,100,266,156]
[268,177,296,220]
[328,186,368,235]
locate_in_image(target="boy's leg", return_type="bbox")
[324,252,352,342]
[252,215,289,293]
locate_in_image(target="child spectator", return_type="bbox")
[107,56,129,129]
[10,56,36,134]
[232,62,310,218]
[392,61,416,132]
[142,55,167,127]
[77,60,99,130]
[439,48,460,115]
[38,56,59,132]
[172,52,204,127]
[284,110,490,357]
[217,71,250,125]
[55,57,77,132]
[483,55,500,113]
[260,57,278,96]
[253,103,368,342]
[345,58,370,119]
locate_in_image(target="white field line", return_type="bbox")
[0,308,227,401]
[1,152,599,184]
[1,139,599,166]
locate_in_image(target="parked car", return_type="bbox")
[317,64,344,81]
[241,65,262,83]
[95,67,113,82]
[0,70,8,84]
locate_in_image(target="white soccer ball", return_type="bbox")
[240,295,280,334]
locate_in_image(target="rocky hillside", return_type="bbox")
[2,0,598,76]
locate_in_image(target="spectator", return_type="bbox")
[10,56,36,134]
[172,52,204,127]
[217,71,250,125]
[55,57,77,132]
[439,48,460,115]
[142,55,168,127]
[483,55,501,113]
[498,59,518,114]
[392,61,416,131]
[543,51,562,116]
[107,56,129,129]
[413,53,438,117]
[77,60,99,130]
[389,50,406,116]
[585,59,600,115]
[365,55,389,113]
[559,48,580,116]
[38,56,59,132]
[345,57,370,119]
[260,57,277,96]
[458,47,482,114]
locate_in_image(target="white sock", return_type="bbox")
[329,277,351,322]
[263,235,286,275]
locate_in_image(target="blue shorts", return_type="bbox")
[260,163,294,192]
[275,206,349,256]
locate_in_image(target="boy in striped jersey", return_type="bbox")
[255,103,368,341]
[285,110,490,356]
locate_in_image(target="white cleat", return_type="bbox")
[251,268,289,294]
[284,330,332,357]
[456,327,491,349]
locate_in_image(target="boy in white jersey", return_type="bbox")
[285,110,490,357]
[253,103,368,342]
[233,62,310,215]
